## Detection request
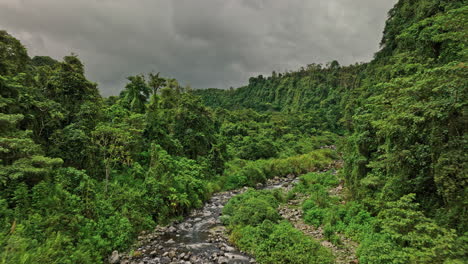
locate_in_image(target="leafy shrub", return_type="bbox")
[223,149,335,190]
[299,171,340,189]
[222,190,280,227]
[223,189,334,264]
[234,221,334,264]
[303,207,325,227]
[323,224,341,246]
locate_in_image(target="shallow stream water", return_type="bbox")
[117,176,298,264]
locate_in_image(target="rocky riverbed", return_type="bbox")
[110,175,298,264]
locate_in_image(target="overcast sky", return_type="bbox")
[0,0,397,96]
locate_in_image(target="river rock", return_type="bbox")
[178,252,185,259]
[225,245,235,252]
[108,176,302,264]
[109,250,119,264]
[218,256,229,264]
[160,256,171,264]
[168,250,176,258]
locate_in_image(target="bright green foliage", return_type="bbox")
[357,194,463,263]
[343,2,467,232]
[92,123,136,192]
[194,62,365,134]
[196,2,467,236]
[293,172,465,263]
[223,190,334,264]
[147,72,166,95]
[144,143,210,218]
[222,148,336,190]
[238,221,334,264]
[374,194,457,263]
[0,76,63,186]
[222,189,281,227]
[120,75,150,113]
[297,171,340,190]
[0,32,227,263]
[31,56,59,68]
[46,55,101,126]
[144,82,226,175]
[0,31,29,76]
[1,0,467,262]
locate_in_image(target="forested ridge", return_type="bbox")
[0,0,467,263]
[197,0,467,229]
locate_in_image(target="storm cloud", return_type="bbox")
[0,0,397,96]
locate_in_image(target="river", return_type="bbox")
[113,175,297,264]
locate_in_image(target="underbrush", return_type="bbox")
[292,172,467,263]
[222,189,334,264]
[0,155,218,264]
[221,148,337,190]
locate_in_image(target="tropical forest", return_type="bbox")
[0,0,466,263]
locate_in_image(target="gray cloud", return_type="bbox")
[0,0,397,96]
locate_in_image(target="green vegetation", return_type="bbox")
[0,30,339,263]
[203,0,468,262]
[0,36,225,261]
[1,0,467,263]
[194,62,364,134]
[292,172,466,263]
[222,189,334,264]
[222,149,336,190]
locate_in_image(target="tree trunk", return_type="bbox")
[105,162,110,193]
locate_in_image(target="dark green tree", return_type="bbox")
[120,75,150,113]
